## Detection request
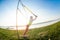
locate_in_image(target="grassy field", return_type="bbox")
[0,21,60,40]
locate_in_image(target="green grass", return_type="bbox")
[0,21,60,40]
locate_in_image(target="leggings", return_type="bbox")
[23,25,30,35]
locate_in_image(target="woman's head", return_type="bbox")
[30,16,33,19]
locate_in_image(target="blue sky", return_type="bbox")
[0,0,60,29]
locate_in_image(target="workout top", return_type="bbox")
[28,18,33,26]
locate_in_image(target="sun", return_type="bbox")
[17,11,28,26]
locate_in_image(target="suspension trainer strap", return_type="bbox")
[17,8,27,19]
[20,0,37,17]
[16,0,27,19]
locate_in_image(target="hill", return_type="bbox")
[0,21,60,40]
[27,21,60,40]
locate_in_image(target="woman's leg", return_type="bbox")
[23,25,29,35]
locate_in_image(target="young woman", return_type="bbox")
[23,15,37,36]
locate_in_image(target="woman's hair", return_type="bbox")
[30,16,33,19]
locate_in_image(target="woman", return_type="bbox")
[23,15,37,36]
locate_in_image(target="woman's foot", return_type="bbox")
[23,35,28,38]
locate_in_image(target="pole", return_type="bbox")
[16,0,20,40]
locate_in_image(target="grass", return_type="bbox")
[0,21,60,40]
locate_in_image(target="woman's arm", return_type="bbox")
[33,15,37,21]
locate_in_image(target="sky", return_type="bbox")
[0,0,60,29]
